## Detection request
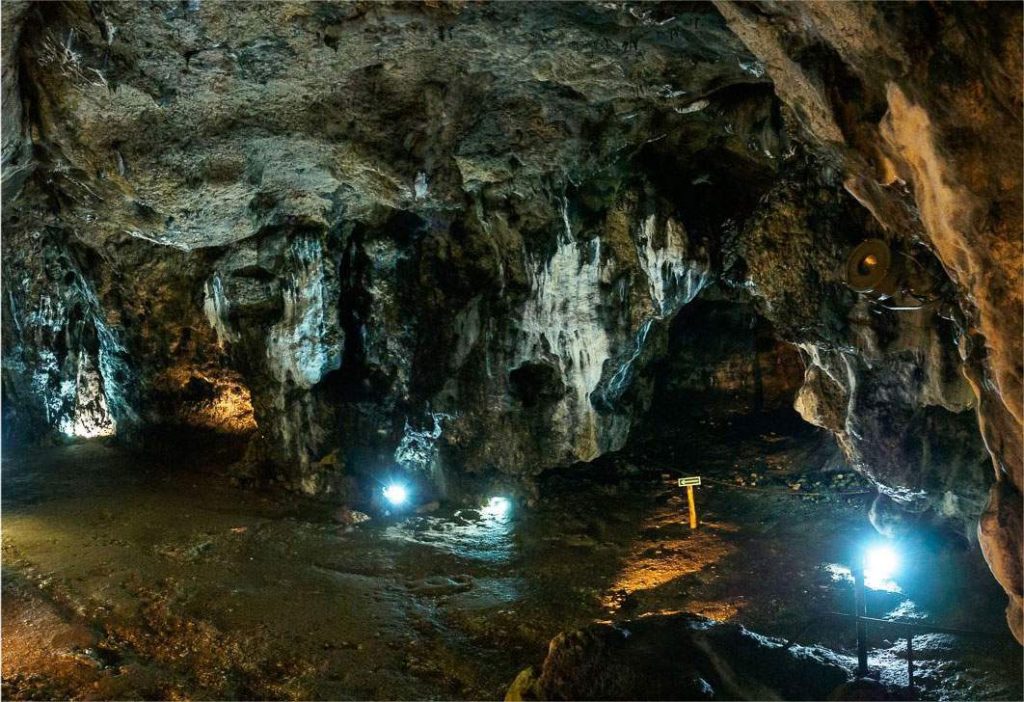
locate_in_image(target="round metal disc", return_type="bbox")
[846,239,894,294]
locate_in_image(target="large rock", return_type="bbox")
[644,295,806,418]
[505,613,851,701]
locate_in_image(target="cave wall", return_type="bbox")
[1,1,773,492]
[1,1,1019,636]
[714,0,1023,641]
[735,168,992,536]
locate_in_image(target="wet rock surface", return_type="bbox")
[3,419,1020,701]
[505,613,850,701]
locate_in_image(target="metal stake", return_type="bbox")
[686,485,698,529]
[853,559,868,677]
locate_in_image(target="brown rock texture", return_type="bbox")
[645,296,805,418]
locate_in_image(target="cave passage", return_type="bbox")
[2,300,1021,701]
[2,1,1022,700]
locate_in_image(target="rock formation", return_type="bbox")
[714,0,1023,642]
[505,612,851,701]
[2,2,1020,638]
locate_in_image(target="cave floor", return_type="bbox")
[2,419,1020,701]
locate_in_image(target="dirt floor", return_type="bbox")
[2,415,1021,700]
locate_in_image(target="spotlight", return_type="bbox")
[851,541,903,677]
[863,543,900,591]
[482,496,511,518]
[383,483,409,507]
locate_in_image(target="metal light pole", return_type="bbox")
[853,556,869,677]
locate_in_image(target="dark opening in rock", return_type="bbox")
[509,361,567,408]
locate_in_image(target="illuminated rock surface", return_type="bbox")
[1,0,1020,645]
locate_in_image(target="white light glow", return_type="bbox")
[864,544,900,591]
[383,483,409,507]
[482,496,511,518]
[59,417,116,439]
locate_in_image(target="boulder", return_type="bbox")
[506,613,851,701]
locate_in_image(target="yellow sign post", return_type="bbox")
[678,476,701,529]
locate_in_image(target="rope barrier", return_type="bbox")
[824,612,999,638]
[698,476,875,498]
[651,462,876,498]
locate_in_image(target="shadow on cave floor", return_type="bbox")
[2,417,1021,701]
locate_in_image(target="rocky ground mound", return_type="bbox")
[505,612,852,701]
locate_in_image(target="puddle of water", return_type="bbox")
[383,509,516,564]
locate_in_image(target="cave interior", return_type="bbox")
[1,1,1022,700]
